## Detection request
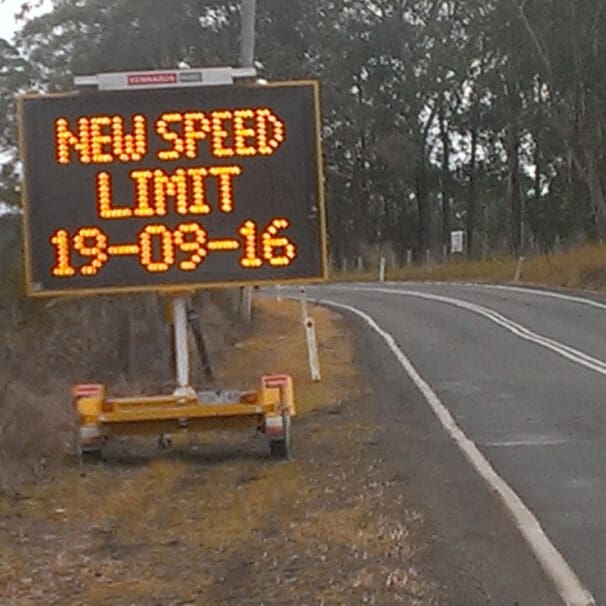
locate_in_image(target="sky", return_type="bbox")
[0,0,52,42]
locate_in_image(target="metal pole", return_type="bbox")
[237,0,257,322]
[173,297,190,391]
[187,303,214,382]
[240,285,253,323]
[240,0,257,68]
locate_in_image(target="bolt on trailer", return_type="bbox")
[17,66,327,462]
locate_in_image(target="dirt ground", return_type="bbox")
[0,298,443,605]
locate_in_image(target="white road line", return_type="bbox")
[326,286,606,378]
[485,438,570,448]
[478,284,606,311]
[356,281,606,311]
[318,297,595,606]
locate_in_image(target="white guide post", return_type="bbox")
[173,296,191,393]
[299,286,308,322]
[514,256,526,282]
[304,317,321,382]
[379,257,386,282]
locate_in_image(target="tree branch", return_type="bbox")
[514,0,552,79]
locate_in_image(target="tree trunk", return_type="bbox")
[467,117,478,257]
[567,152,591,238]
[415,157,429,261]
[533,131,542,249]
[507,123,521,255]
[582,144,606,236]
[439,102,451,258]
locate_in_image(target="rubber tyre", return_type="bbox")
[269,412,292,459]
[77,447,102,468]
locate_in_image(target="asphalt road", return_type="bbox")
[303,282,606,606]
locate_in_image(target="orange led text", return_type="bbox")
[49,219,297,277]
[96,165,243,219]
[55,107,286,165]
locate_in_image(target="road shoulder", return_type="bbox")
[346,308,563,605]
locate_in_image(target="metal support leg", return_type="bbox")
[172,296,195,399]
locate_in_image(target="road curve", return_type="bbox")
[304,282,606,605]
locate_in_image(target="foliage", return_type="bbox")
[1,0,606,260]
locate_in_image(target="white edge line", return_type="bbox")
[327,285,606,377]
[318,297,595,606]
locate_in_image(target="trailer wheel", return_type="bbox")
[75,427,104,467]
[76,445,102,468]
[269,411,292,460]
[157,434,173,449]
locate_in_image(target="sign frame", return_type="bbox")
[18,79,328,297]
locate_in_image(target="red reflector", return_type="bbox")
[72,384,103,398]
[262,374,290,388]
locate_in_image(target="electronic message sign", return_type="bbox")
[19,81,327,296]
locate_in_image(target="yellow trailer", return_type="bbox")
[73,374,295,464]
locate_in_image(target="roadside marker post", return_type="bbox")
[379,257,386,282]
[514,256,525,282]
[299,285,321,381]
[299,286,309,322]
[304,317,321,382]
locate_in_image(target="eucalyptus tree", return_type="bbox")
[0,39,38,209]
[6,0,606,261]
[15,0,239,90]
[513,0,606,239]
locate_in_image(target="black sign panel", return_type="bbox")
[19,81,327,296]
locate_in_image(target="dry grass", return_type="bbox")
[390,256,518,284]
[0,381,71,493]
[216,298,359,414]
[518,243,606,290]
[0,297,439,605]
[335,242,606,292]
